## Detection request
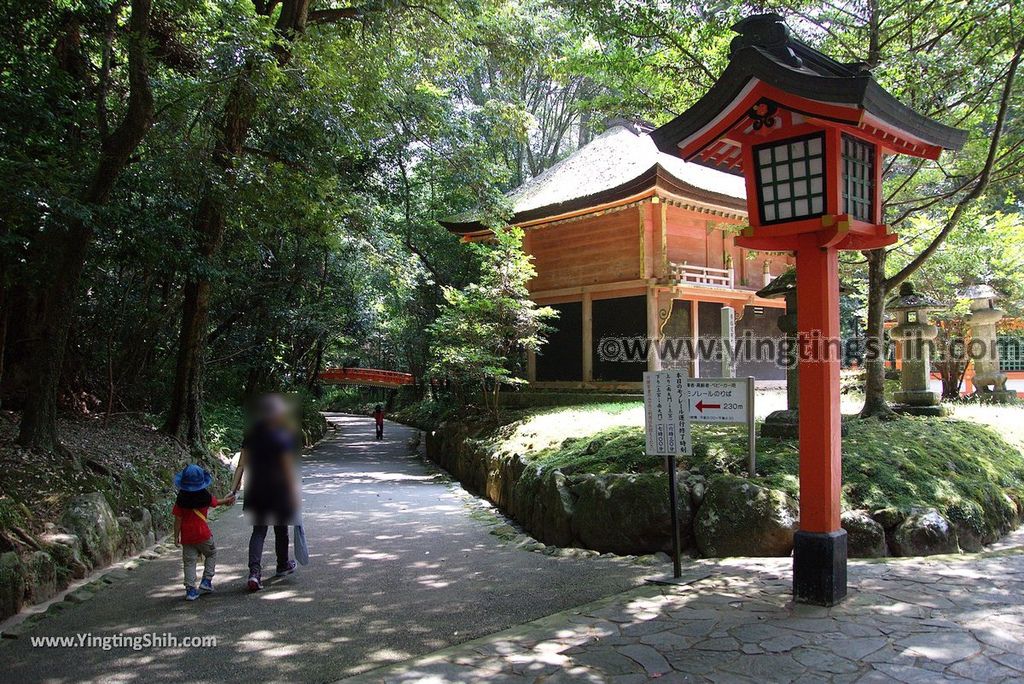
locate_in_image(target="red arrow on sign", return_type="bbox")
[695,401,721,412]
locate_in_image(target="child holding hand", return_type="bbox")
[172,465,235,601]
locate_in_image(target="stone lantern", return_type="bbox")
[886,282,944,416]
[757,268,800,441]
[964,284,1014,403]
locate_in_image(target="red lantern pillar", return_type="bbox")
[793,234,845,601]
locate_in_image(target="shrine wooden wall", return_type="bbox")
[527,210,640,292]
[524,202,793,296]
[662,205,793,289]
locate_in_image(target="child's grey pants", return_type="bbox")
[182,540,216,588]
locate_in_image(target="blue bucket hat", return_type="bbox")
[173,464,213,492]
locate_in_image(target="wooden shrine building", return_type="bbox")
[442,120,793,387]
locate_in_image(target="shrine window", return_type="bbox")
[754,133,826,225]
[842,134,875,222]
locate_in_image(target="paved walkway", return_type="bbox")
[0,415,649,682]
[345,550,1024,683]
[5,414,1024,683]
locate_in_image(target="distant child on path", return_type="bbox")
[172,465,235,601]
[374,404,385,440]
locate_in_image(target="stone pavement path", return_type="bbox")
[344,550,1024,683]
[0,415,649,683]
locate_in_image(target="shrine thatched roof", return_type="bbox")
[441,122,747,234]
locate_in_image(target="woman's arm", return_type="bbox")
[229,449,248,496]
[173,517,181,546]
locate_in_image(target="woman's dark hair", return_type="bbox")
[175,488,212,509]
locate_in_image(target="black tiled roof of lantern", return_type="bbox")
[650,13,968,177]
[886,282,943,311]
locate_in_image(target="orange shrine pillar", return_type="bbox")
[793,236,844,602]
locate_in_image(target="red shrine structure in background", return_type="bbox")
[652,14,966,605]
[319,368,415,389]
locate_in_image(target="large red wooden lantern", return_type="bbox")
[652,14,966,605]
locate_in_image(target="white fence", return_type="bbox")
[668,262,734,289]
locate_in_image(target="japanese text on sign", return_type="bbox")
[643,370,692,456]
[688,378,749,424]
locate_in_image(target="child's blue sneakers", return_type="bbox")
[185,586,200,601]
[199,578,214,594]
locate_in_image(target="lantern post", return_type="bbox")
[964,284,1015,402]
[887,282,945,416]
[651,13,966,605]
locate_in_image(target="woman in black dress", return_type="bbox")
[229,394,299,591]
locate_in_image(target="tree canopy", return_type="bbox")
[1,0,1022,451]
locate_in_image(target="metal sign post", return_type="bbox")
[747,377,756,477]
[643,369,691,579]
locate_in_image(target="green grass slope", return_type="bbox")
[496,412,1024,541]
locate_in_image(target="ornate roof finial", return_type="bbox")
[730,14,803,68]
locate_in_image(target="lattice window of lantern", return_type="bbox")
[842,134,875,222]
[754,133,826,225]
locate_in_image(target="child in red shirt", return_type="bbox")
[172,465,235,601]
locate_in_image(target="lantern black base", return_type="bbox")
[793,530,848,606]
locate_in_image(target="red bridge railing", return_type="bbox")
[319,368,415,388]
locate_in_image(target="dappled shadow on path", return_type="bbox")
[3,415,649,683]
[355,553,1024,682]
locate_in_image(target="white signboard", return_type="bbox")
[643,370,691,456]
[688,377,750,424]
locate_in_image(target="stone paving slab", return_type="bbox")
[340,549,1024,683]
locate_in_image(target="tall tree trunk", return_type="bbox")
[860,249,893,418]
[0,285,7,411]
[17,0,154,450]
[163,176,238,451]
[163,1,354,448]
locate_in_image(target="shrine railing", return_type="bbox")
[668,262,735,289]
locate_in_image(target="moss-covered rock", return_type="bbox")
[892,508,960,556]
[0,551,26,620]
[131,507,156,547]
[571,473,692,555]
[422,408,1024,558]
[300,405,328,446]
[26,550,58,604]
[694,475,798,557]
[871,507,904,531]
[528,470,575,547]
[60,493,120,567]
[117,515,145,557]
[41,532,89,579]
[841,509,887,557]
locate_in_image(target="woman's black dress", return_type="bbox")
[242,423,297,524]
